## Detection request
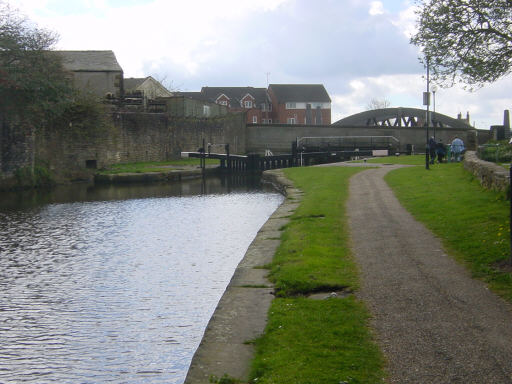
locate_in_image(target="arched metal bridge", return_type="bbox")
[333,107,473,129]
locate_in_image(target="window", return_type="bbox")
[244,100,253,108]
[252,116,258,123]
[262,103,272,111]
[263,118,273,124]
[286,102,296,109]
[287,117,296,124]
[218,100,228,106]
[203,105,210,117]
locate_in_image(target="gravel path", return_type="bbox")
[346,165,512,383]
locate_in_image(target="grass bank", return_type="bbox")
[250,155,511,383]
[250,167,385,384]
[382,158,512,301]
[97,158,217,174]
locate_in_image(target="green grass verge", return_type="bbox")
[97,158,217,174]
[251,297,384,384]
[385,162,512,300]
[250,167,385,384]
[269,167,361,296]
[360,154,427,165]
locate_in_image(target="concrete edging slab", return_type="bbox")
[184,169,301,383]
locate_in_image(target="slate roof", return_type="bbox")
[56,50,123,72]
[269,84,331,103]
[174,91,208,100]
[201,87,269,106]
[124,77,146,91]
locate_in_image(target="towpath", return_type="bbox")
[345,164,512,383]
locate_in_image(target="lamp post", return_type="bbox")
[432,85,437,139]
[423,57,431,170]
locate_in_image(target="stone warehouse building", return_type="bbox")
[124,76,173,101]
[56,50,124,98]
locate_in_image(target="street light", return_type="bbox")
[432,85,438,139]
[423,57,431,170]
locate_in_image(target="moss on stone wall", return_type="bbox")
[1,109,246,188]
[14,164,55,189]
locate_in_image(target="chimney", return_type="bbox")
[504,110,511,139]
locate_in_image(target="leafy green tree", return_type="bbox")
[411,0,512,88]
[0,1,72,121]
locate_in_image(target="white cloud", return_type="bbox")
[7,0,512,131]
[369,1,384,15]
[391,1,418,39]
[330,73,512,129]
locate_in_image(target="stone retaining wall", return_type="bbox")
[0,111,246,188]
[463,151,510,192]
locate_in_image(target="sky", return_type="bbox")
[8,0,512,129]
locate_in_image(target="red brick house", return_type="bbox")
[200,87,272,124]
[178,84,331,125]
[268,84,331,125]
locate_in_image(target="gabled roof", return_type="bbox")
[215,93,231,102]
[174,91,206,100]
[269,84,331,103]
[124,77,146,91]
[56,50,123,72]
[241,93,255,100]
[201,87,269,106]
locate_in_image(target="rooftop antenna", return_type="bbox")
[266,72,270,87]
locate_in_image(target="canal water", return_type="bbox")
[0,175,284,383]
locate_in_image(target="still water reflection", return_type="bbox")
[0,175,283,383]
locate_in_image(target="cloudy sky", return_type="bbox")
[9,0,512,128]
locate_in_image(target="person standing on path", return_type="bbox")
[428,136,437,164]
[436,139,446,163]
[451,136,465,162]
[345,165,512,383]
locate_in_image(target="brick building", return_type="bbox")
[199,87,272,124]
[178,84,331,125]
[268,84,331,125]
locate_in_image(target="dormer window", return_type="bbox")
[286,102,296,109]
[215,93,230,106]
[244,100,253,108]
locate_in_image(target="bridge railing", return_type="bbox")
[296,135,400,153]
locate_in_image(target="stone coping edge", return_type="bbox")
[184,169,302,384]
[94,168,219,184]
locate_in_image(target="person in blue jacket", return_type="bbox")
[450,137,465,162]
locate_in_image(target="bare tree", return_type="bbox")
[366,98,391,110]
